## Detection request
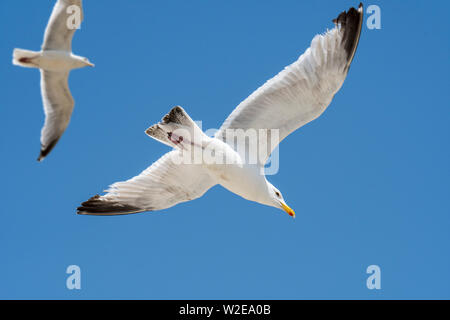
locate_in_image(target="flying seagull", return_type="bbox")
[78,4,363,217]
[12,0,94,161]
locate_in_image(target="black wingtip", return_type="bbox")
[37,149,49,162]
[77,195,144,216]
[333,3,364,70]
[37,139,59,162]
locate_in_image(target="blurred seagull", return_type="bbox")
[12,0,93,161]
[78,4,363,217]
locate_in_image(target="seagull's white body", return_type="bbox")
[78,4,364,217]
[12,0,93,161]
[203,141,269,205]
[23,50,87,72]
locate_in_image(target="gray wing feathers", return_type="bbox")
[39,70,74,161]
[77,151,216,215]
[42,0,83,51]
[216,4,363,164]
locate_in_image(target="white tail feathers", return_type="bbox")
[12,48,40,68]
[145,106,208,150]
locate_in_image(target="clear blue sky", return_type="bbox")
[0,0,449,299]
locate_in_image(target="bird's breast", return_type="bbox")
[36,51,75,71]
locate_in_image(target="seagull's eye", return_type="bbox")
[275,191,280,197]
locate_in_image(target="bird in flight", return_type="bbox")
[12,0,93,161]
[78,4,363,217]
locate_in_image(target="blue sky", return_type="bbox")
[0,0,449,299]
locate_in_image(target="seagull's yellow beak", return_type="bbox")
[281,202,295,218]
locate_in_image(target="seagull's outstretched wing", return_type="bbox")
[216,4,363,165]
[77,151,216,215]
[42,0,83,51]
[38,70,74,161]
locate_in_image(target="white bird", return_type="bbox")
[78,4,363,217]
[12,0,93,161]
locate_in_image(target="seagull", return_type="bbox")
[78,4,363,217]
[12,0,93,161]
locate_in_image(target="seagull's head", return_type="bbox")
[73,55,95,68]
[266,182,295,218]
[82,57,95,67]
